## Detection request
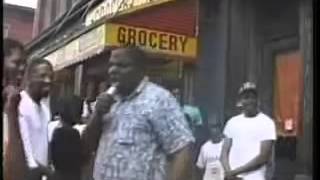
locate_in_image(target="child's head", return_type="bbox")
[58,95,83,125]
[208,120,223,143]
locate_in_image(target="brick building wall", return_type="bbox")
[4,3,35,44]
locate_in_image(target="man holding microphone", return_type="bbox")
[82,46,195,180]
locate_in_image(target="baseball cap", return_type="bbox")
[238,82,257,95]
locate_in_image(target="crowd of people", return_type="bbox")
[3,38,276,180]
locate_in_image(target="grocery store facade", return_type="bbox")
[29,0,198,105]
[27,0,312,179]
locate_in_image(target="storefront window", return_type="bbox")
[146,59,184,104]
[273,50,303,137]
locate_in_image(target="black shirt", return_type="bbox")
[50,125,82,173]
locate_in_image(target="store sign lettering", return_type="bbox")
[117,27,188,53]
[85,0,174,26]
[105,23,197,58]
[106,23,197,59]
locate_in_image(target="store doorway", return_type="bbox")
[272,49,304,180]
[274,50,303,139]
[261,37,303,180]
[273,49,304,161]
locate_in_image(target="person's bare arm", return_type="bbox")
[4,87,29,180]
[195,146,205,179]
[169,144,193,180]
[151,94,195,180]
[81,93,114,159]
[4,86,22,137]
[81,112,104,157]
[196,167,205,180]
[5,87,22,141]
[226,140,274,177]
[220,138,232,172]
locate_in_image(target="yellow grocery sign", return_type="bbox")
[45,23,198,70]
[105,23,197,58]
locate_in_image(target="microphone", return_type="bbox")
[100,83,119,102]
[95,83,119,116]
[106,83,118,97]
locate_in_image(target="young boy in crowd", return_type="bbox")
[196,121,227,180]
[49,95,85,180]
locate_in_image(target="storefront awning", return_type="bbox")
[45,23,198,71]
[45,24,108,71]
[85,0,175,27]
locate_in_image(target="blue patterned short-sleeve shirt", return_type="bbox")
[93,77,195,180]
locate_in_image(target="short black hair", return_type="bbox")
[57,95,83,125]
[26,58,53,77]
[4,38,24,57]
[113,45,148,67]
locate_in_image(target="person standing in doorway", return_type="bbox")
[222,82,277,180]
[82,46,195,180]
[3,38,28,180]
[18,58,54,180]
[81,83,96,123]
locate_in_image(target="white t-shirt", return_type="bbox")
[19,91,51,168]
[223,113,277,180]
[196,140,225,180]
